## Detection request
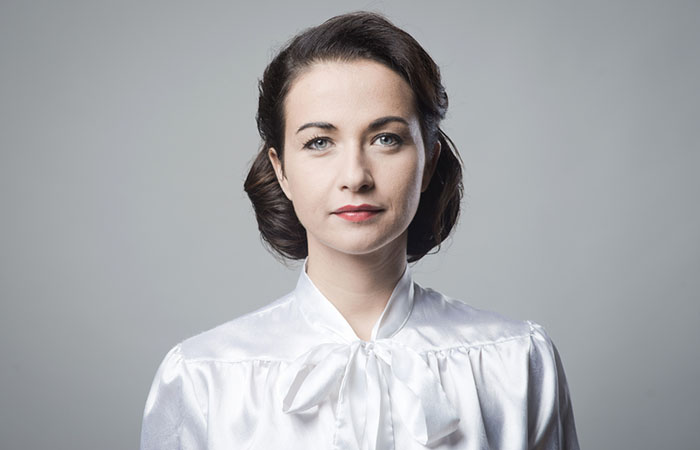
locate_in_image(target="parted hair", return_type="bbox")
[244,11,463,263]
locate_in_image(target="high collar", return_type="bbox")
[293,257,415,343]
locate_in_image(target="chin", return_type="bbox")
[319,232,406,257]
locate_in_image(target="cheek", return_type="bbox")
[285,163,327,214]
[388,156,424,204]
[282,158,308,194]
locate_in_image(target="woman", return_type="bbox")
[140,11,579,450]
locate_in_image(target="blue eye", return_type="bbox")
[375,134,402,147]
[303,134,402,150]
[303,137,331,150]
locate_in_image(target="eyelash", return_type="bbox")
[302,133,403,150]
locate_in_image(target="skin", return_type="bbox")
[268,59,440,341]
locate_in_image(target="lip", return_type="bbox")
[332,204,384,223]
[333,204,383,214]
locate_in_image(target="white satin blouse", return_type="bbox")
[140,259,579,449]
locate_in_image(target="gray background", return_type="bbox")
[1,0,698,449]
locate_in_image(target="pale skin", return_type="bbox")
[268,59,441,341]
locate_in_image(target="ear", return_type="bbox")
[421,139,441,193]
[268,147,293,201]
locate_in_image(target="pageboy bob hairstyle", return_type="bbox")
[244,11,463,263]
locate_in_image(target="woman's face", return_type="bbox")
[268,59,439,259]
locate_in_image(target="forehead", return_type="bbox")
[284,59,417,130]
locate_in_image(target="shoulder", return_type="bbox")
[404,283,545,352]
[175,291,311,364]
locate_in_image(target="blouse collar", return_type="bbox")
[293,257,415,343]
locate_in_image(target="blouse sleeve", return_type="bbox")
[140,344,208,450]
[527,322,580,450]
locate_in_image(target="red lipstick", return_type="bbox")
[332,204,383,222]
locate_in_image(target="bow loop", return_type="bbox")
[279,342,353,413]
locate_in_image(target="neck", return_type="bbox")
[305,234,408,341]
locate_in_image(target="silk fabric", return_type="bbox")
[140,259,579,449]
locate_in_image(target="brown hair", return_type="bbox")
[244,11,463,263]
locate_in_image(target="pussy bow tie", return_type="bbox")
[278,339,460,449]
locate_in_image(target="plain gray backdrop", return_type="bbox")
[2,1,699,449]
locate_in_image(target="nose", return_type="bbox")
[338,144,374,192]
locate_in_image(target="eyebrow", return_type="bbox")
[295,116,410,134]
